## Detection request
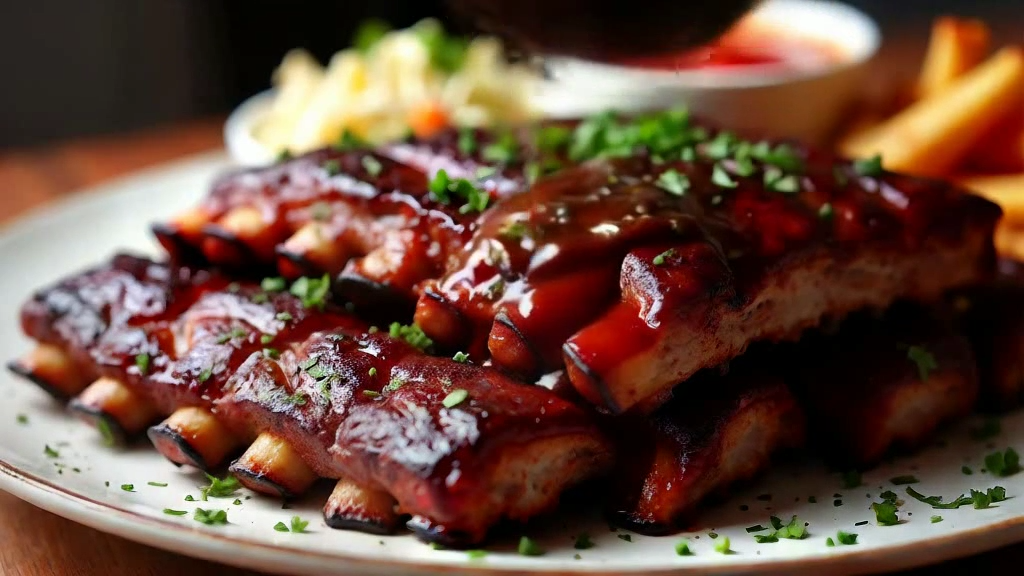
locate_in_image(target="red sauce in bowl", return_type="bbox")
[614,19,843,73]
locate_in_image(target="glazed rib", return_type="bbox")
[416,152,1001,413]
[607,356,805,534]
[10,254,612,545]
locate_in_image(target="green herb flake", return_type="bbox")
[907,345,938,381]
[290,274,332,310]
[871,501,899,526]
[574,533,594,550]
[185,495,196,502]
[452,351,470,363]
[362,390,381,399]
[97,419,116,447]
[481,132,519,164]
[194,508,228,526]
[890,475,920,485]
[617,534,632,542]
[818,202,834,220]
[985,448,1021,477]
[262,348,280,360]
[457,127,477,155]
[290,516,309,533]
[274,521,289,532]
[653,248,676,266]
[163,508,188,516]
[443,389,469,409]
[852,154,884,177]
[275,312,293,322]
[714,536,732,554]
[260,333,275,344]
[931,515,943,523]
[755,534,779,543]
[837,531,857,545]
[388,322,434,352]
[44,445,59,458]
[826,537,835,547]
[656,169,690,196]
[147,481,168,487]
[198,366,213,383]
[261,277,287,292]
[517,536,545,557]
[121,484,135,492]
[368,367,378,377]
[466,549,487,560]
[135,353,151,375]
[232,499,242,506]
[352,18,391,53]
[711,163,738,189]
[16,413,28,425]
[745,524,767,533]
[962,465,974,475]
[309,202,332,222]
[322,159,342,177]
[675,540,693,556]
[202,473,241,498]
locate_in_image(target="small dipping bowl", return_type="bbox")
[535,0,881,144]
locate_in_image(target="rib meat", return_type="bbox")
[11,254,612,545]
[416,152,1000,413]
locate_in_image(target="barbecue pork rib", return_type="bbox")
[10,254,612,545]
[787,306,979,466]
[607,355,805,534]
[416,153,1001,414]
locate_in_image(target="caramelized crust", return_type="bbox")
[13,255,613,545]
[418,152,1000,413]
[788,307,979,466]
[608,358,805,534]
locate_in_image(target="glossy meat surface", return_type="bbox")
[17,255,612,544]
[420,148,1000,413]
[607,357,805,534]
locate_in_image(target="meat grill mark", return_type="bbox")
[11,255,612,545]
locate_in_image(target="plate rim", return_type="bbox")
[3,153,1024,575]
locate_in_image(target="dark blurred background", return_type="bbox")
[0,0,1019,149]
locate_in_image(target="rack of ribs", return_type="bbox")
[414,150,1001,413]
[9,254,612,545]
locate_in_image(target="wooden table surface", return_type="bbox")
[0,30,1019,570]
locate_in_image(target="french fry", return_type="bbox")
[960,173,1024,224]
[840,48,1024,177]
[917,17,992,99]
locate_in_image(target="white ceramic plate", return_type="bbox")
[1,154,1024,576]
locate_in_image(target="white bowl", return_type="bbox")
[537,0,880,144]
[224,0,879,165]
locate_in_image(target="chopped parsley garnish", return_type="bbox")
[361,155,383,177]
[984,448,1021,477]
[97,419,116,446]
[275,149,293,162]
[745,524,767,533]
[517,536,545,556]
[442,389,469,409]
[713,536,732,554]
[334,129,365,151]
[232,499,242,506]
[202,473,241,498]
[656,169,690,196]
[16,414,28,425]
[457,127,477,155]
[711,163,738,189]
[465,549,487,560]
[753,516,807,542]
[971,418,1002,440]
[216,328,247,344]
[309,202,332,222]
[755,534,779,543]
[368,367,378,377]
[290,274,331,310]
[907,345,938,381]
[274,521,289,532]
[282,391,308,406]
[362,390,381,399]
[855,521,869,526]
[198,367,213,383]
[475,166,497,180]
[962,465,974,475]
[617,534,632,542]
[384,377,405,393]
[44,445,59,458]
[837,531,857,545]
[121,484,135,492]
[499,220,530,240]
[276,312,293,322]
[413,19,469,74]
[261,333,275,344]
[135,353,150,375]
[841,470,862,489]
[262,348,280,360]
[707,531,718,539]
[675,540,693,556]
[826,538,835,547]
[194,508,228,526]
[871,501,900,525]
[427,169,490,214]
[452,351,469,363]
[704,132,736,160]
[389,322,434,351]
[890,475,920,485]
[185,495,196,502]
[852,154,884,177]
[261,277,287,292]
[818,202,834,219]
[163,508,188,516]
[931,515,943,523]
[535,125,572,153]
[481,131,518,164]
[653,248,676,266]
[574,533,594,549]
[322,159,342,177]
[291,516,309,533]
[147,481,168,487]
